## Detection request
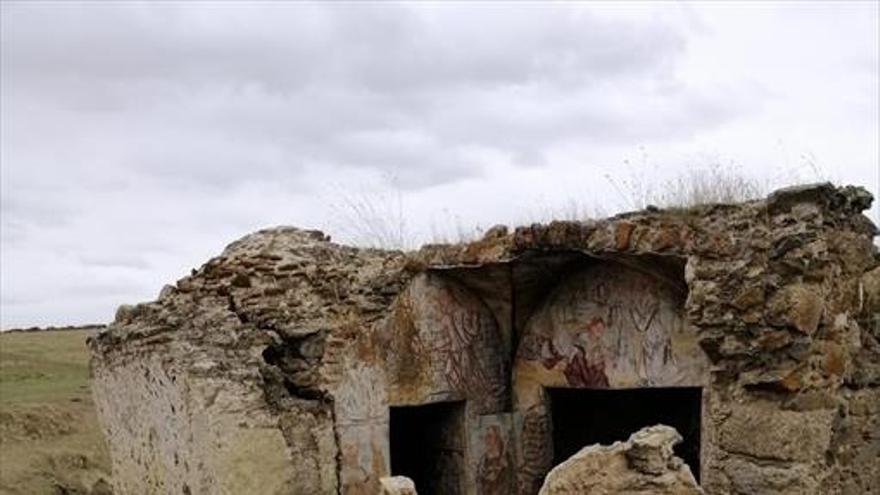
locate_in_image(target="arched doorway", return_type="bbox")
[512,260,708,494]
[381,272,511,495]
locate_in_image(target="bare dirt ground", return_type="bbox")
[0,329,111,494]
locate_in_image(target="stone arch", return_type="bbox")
[377,272,512,495]
[383,271,507,414]
[333,272,513,495]
[512,259,709,494]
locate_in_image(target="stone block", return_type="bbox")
[719,405,834,462]
[379,476,418,495]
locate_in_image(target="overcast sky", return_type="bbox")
[1,1,878,328]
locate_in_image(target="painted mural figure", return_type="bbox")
[564,345,609,388]
[477,425,511,495]
[391,274,506,412]
[519,264,701,392]
[628,297,675,384]
[537,317,609,388]
[513,264,709,494]
[440,308,504,409]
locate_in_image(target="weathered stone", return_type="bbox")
[754,328,793,351]
[863,266,880,313]
[88,185,878,495]
[766,182,835,214]
[379,476,418,495]
[740,365,803,392]
[626,425,685,475]
[719,405,834,462]
[784,390,840,411]
[483,224,509,240]
[836,185,874,213]
[826,388,880,495]
[90,228,409,495]
[731,285,765,310]
[768,284,824,335]
[538,425,702,495]
[614,220,635,250]
[723,458,817,495]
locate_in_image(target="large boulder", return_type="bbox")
[538,425,702,495]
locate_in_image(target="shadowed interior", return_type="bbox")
[548,387,702,480]
[390,401,466,495]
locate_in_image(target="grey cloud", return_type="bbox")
[3,4,683,91]
[9,2,849,329]
[78,253,152,271]
[1,2,739,196]
[1,193,76,229]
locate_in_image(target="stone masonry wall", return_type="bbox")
[91,183,879,495]
[90,228,412,494]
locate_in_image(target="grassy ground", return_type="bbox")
[0,330,111,495]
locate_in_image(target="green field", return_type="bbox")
[0,330,111,494]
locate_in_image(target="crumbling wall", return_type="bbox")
[91,184,879,495]
[382,273,507,411]
[512,261,709,493]
[414,183,878,494]
[379,273,513,495]
[90,228,412,494]
[331,271,512,494]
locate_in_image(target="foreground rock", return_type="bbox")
[539,425,701,495]
[379,476,418,495]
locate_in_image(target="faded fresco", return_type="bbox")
[512,261,709,494]
[382,272,508,414]
[515,262,706,404]
[471,414,515,495]
[375,272,512,495]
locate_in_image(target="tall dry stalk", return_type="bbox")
[327,174,411,250]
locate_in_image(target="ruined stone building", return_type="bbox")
[90,183,880,494]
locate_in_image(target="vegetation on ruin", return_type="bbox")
[330,158,831,250]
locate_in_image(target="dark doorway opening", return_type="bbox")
[547,387,702,480]
[390,401,466,495]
